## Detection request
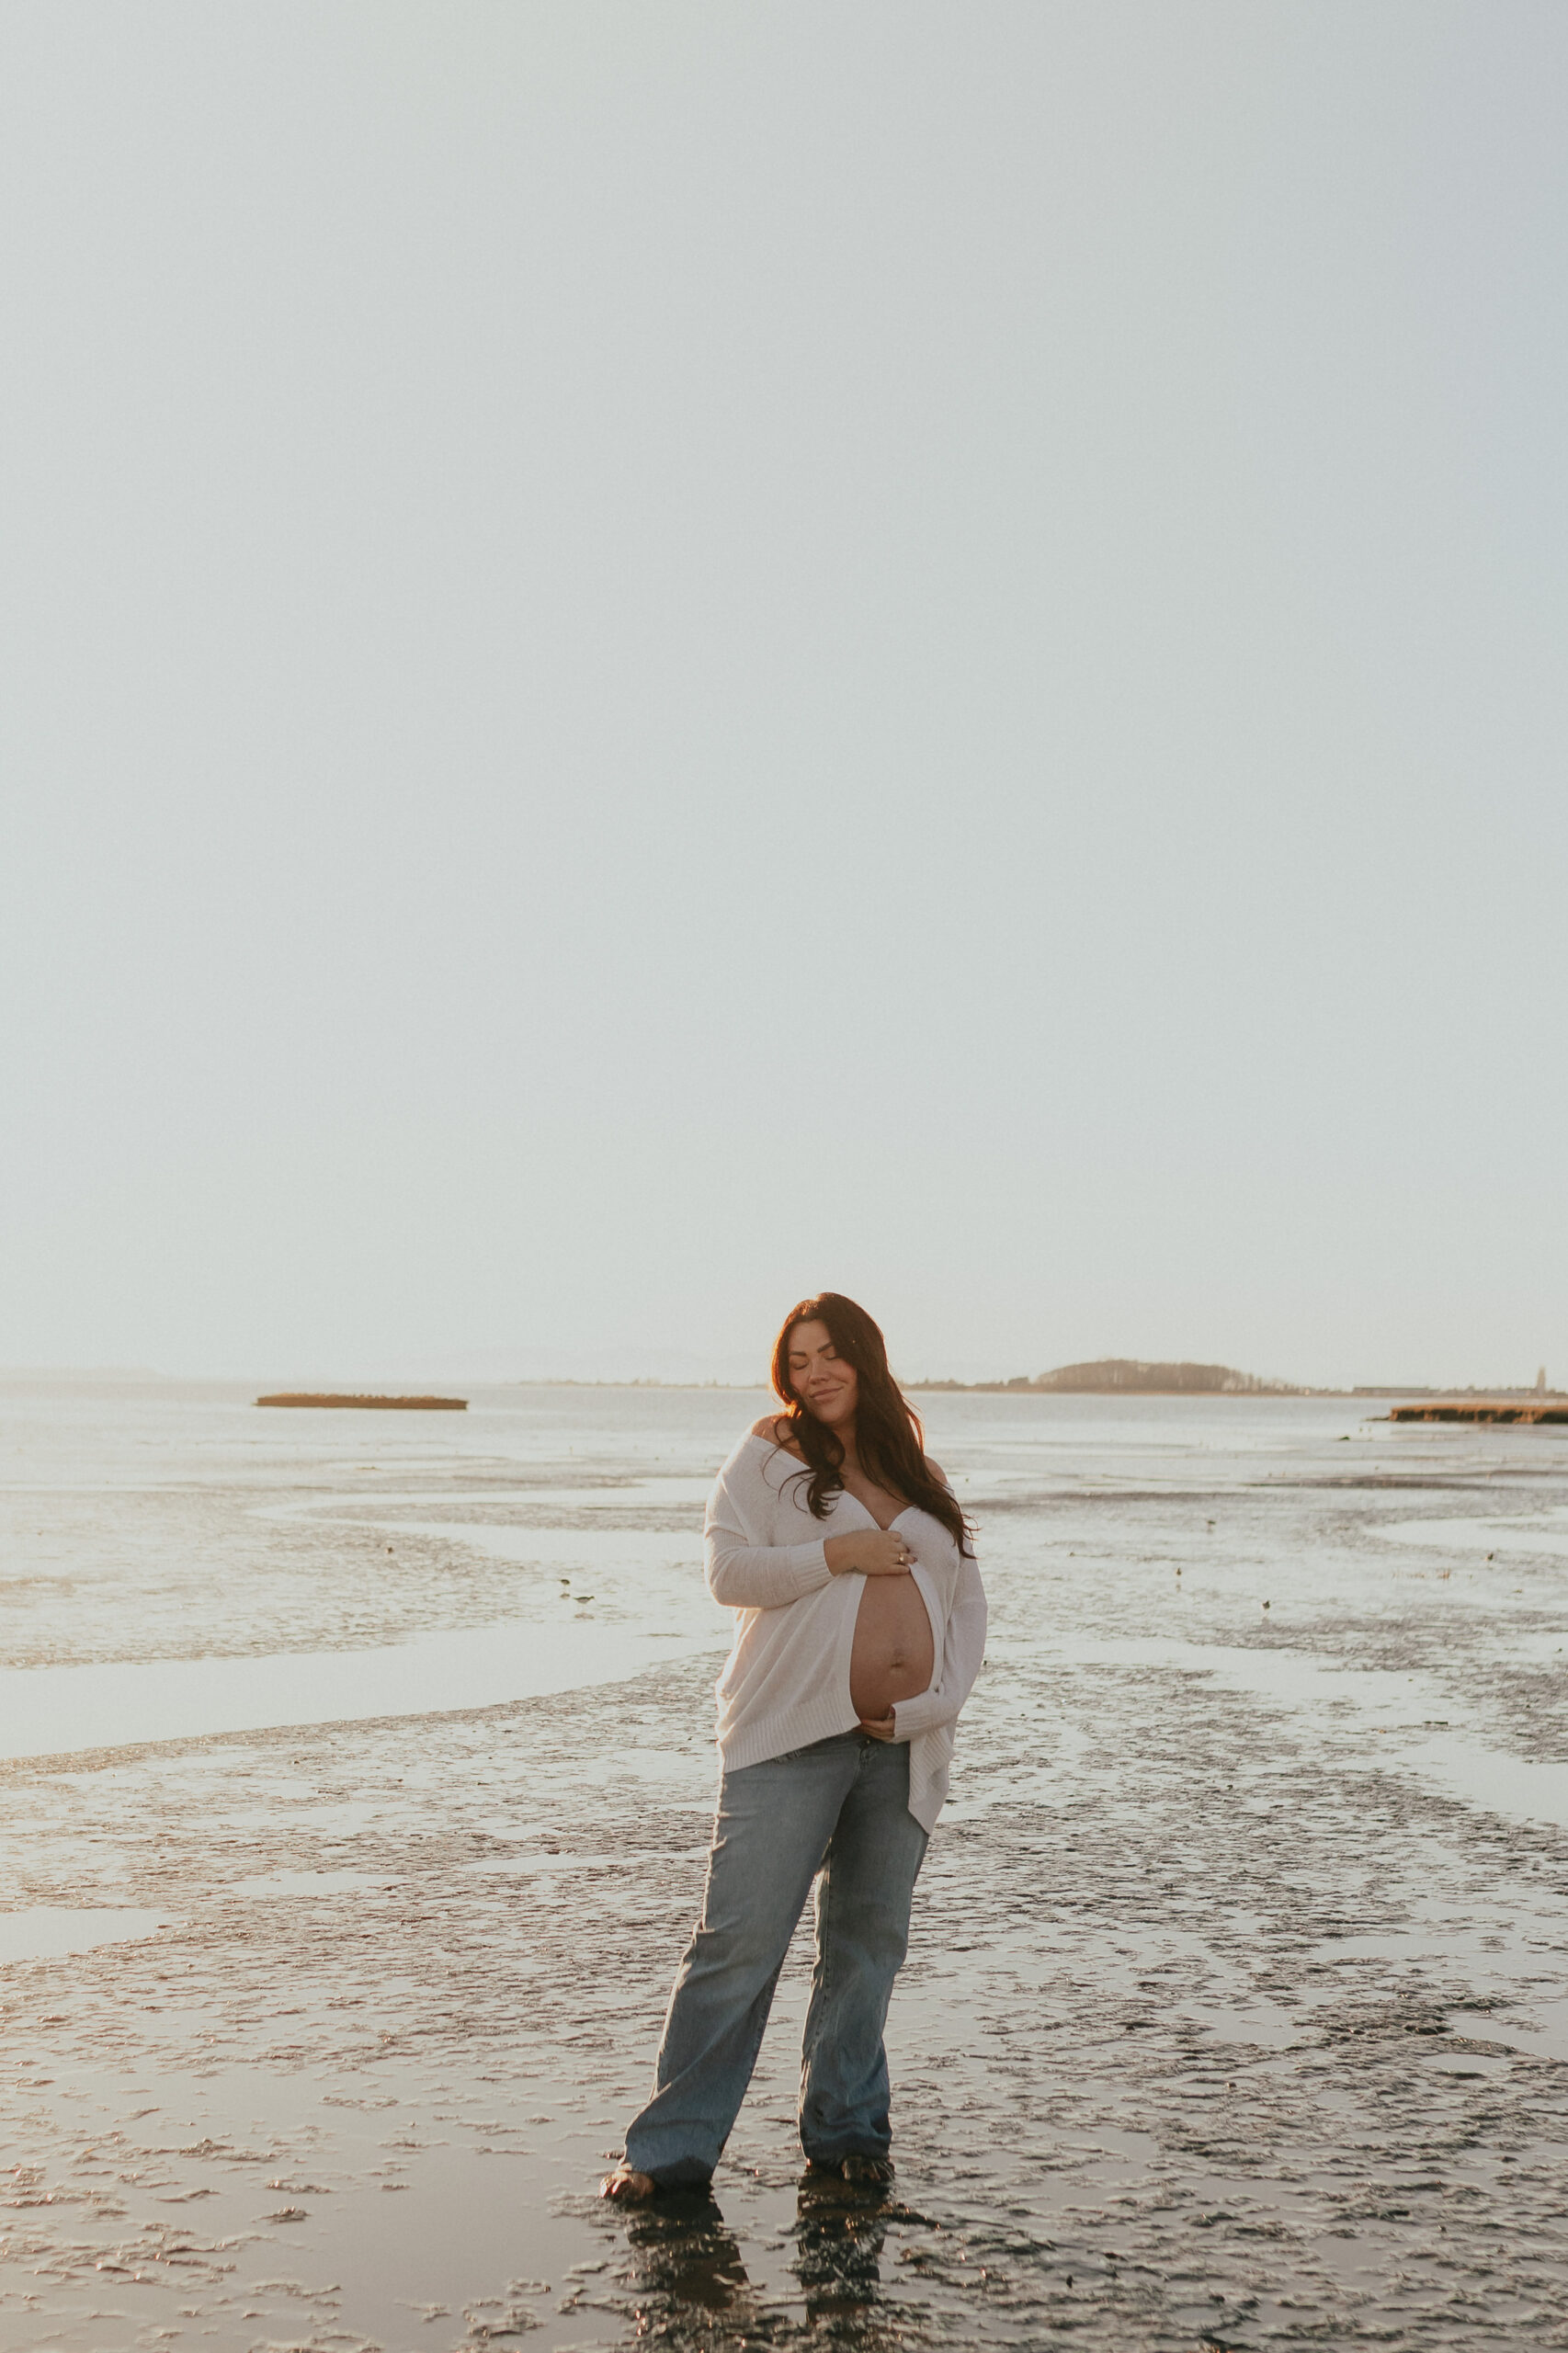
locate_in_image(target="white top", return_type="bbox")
[703,1431,988,1832]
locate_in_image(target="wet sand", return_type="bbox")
[4,1381,1568,2348]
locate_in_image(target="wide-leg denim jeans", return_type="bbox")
[623,1731,928,2187]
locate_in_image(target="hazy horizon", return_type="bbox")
[3,5,1564,1391]
[1,1349,1554,1395]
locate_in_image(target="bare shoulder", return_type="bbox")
[925,1457,948,1484]
[750,1414,804,1460]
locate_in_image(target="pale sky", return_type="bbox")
[2,3,1564,1389]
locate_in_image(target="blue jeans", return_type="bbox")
[624,1732,928,2187]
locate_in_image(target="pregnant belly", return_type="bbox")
[849,1574,936,1722]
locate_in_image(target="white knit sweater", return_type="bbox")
[704,1432,987,1832]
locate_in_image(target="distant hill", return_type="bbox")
[1032,1358,1300,1395]
[913,1358,1303,1395]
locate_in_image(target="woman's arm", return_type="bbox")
[704,1438,916,1609]
[706,1520,913,1608]
[704,1440,839,1607]
[705,1518,834,1608]
[886,1549,988,1739]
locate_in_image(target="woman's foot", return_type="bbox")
[805,2153,895,2187]
[600,2165,656,2203]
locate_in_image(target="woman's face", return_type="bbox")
[786,1319,858,1427]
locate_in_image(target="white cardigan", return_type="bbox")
[703,1432,987,1832]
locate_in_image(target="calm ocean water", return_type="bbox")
[5,1377,1568,2349]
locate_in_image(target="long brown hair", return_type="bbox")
[768,1292,972,1554]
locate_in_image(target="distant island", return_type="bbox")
[911,1358,1304,1396]
[256,1393,468,1411]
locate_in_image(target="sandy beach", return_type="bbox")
[5,1379,1568,2350]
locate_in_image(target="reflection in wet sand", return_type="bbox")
[792,2176,895,2335]
[617,2177,903,2348]
[621,2191,757,2331]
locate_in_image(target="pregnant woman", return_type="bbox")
[603,1292,987,2200]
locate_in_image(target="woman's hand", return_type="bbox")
[824,1530,915,1577]
[858,1714,897,1740]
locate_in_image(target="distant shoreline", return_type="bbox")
[5,1369,1560,1404]
[492,1377,1562,1401]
